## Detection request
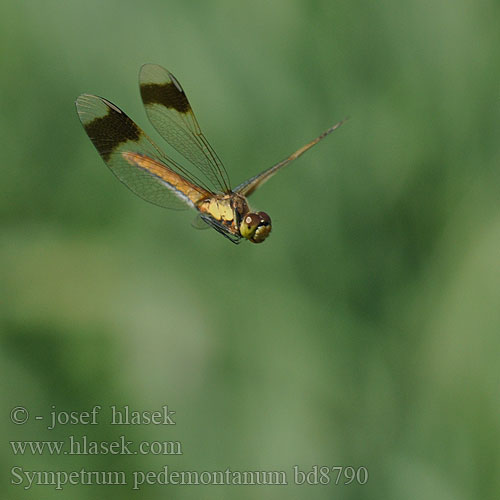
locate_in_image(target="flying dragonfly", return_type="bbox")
[75,64,346,244]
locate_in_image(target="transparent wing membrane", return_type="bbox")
[75,94,211,210]
[139,64,231,193]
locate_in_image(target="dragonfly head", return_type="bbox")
[239,211,272,243]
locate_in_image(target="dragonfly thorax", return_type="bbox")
[197,193,271,243]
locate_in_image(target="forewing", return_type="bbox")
[139,64,231,193]
[76,94,210,210]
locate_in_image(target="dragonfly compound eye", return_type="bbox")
[239,213,261,239]
[251,211,272,243]
[239,212,271,243]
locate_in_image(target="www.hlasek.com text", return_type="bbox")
[10,435,182,456]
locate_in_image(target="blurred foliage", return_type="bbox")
[2,0,500,499]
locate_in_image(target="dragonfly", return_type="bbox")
[76,64,346,244]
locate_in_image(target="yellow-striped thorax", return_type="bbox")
[197,193,272,243]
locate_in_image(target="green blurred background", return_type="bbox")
[2,0,500,498]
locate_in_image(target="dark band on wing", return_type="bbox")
[83,101,141,161]
[140,83,190,114]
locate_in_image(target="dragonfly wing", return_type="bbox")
[76,94,211,210]
[139,64,231,193]
[235,119,347,197]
